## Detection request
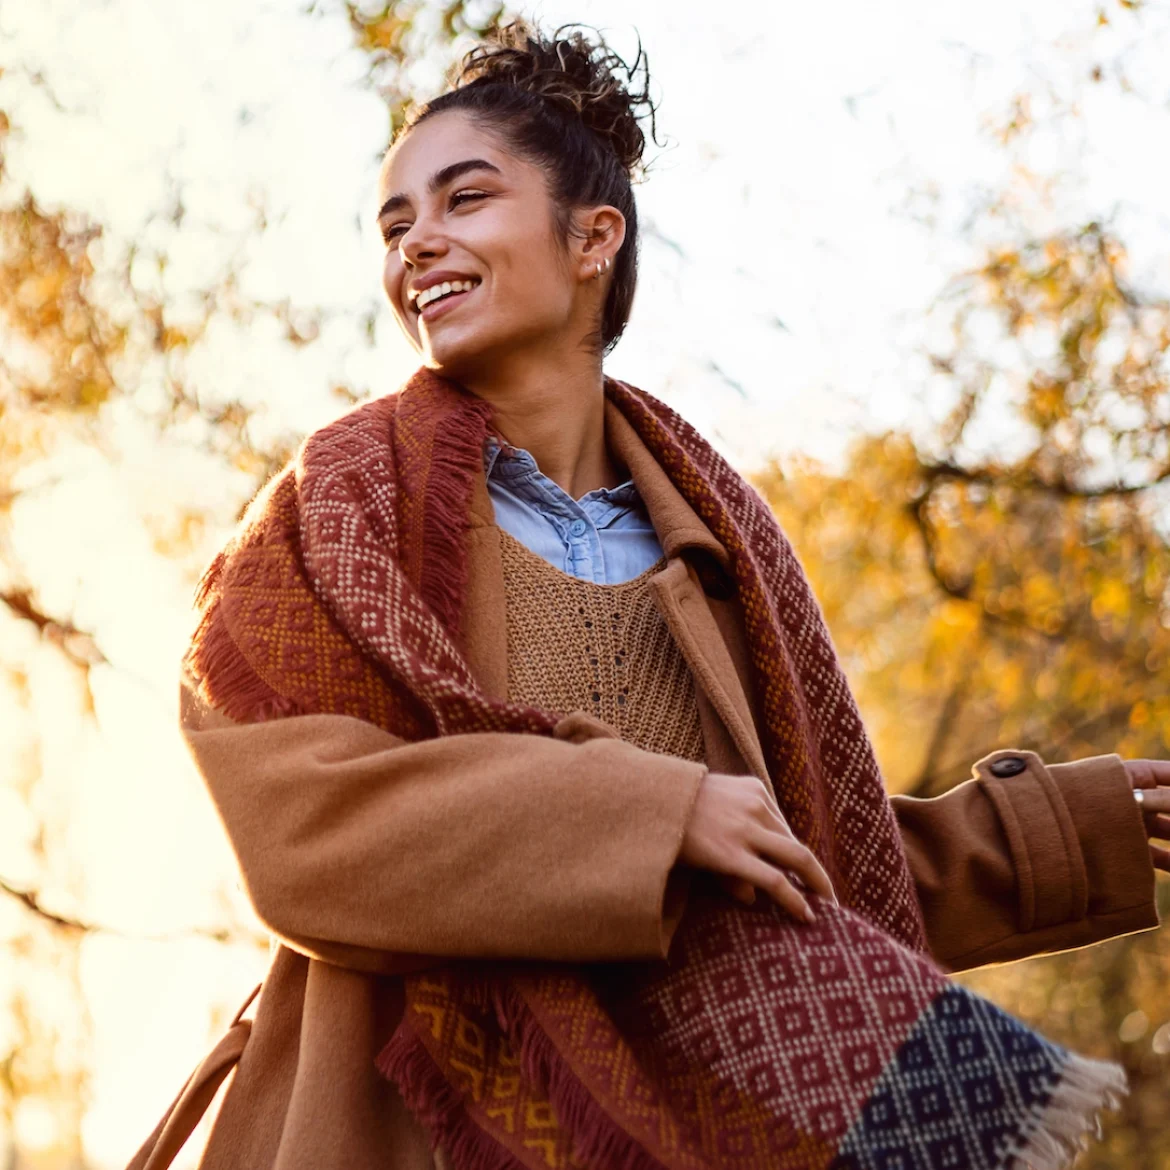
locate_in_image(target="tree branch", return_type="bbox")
[905,492,1070,644]
[0,588,107,670]
[907,491,973,602]
[921,459,1170,499]
[910,700,1138,797]
[904,672,972,799]
[0,876,267,949]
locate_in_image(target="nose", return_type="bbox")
[399,209,448,270]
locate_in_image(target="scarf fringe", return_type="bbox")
[375,1023,525,1170]
[184,589,301,723]
[376,977,673,1170]
[484,980,674,1170]
[1003,1054,1127,1170]
[412,392,492,643]
[193,548,227,610]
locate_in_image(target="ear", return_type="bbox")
[572,205,626,282]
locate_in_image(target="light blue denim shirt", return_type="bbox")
[484,434,665,584]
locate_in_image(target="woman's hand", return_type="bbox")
[678,771,837,922]
[1124,758,1170,873]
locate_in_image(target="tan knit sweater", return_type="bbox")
[497,527,706,764]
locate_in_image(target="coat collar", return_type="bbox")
[469,394,730,573]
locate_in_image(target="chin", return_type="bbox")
[418,323,520,383]
[419,341,485,383]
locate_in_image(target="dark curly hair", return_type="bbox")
[393,20,662,356]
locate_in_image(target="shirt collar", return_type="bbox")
[482,433,513,481]
[483,433,641,506]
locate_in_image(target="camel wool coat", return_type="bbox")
[126,398,1160,1170]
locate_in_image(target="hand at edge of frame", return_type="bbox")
[1123,758,1170,874]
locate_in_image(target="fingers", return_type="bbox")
[1137,788,1170,816]
[1148,813,1170,841]
[683,773,837,920]
[755,780,787,823]
[1150,843,1170,873]
[737,855,817,923]
[715,872,757,906]
[750,824,838,905]
[1124,758,1170,789]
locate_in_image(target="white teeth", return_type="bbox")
[415,278,477,311]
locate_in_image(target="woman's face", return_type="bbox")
[377,110,598,378]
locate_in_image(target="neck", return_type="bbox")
[449,345,627,500]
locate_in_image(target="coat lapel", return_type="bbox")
[606,400,771,784]
[463,469,510,699]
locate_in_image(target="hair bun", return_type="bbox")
[454,21,659,178]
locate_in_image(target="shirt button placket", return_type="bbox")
[565,516,590,579]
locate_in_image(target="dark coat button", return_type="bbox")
[989,756,1027,778]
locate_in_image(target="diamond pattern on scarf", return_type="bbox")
[831,984,1077,1169]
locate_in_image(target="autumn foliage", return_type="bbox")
[755,222,1170,1167]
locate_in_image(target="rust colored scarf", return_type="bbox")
[186,368,1122,1170]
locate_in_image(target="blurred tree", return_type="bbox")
[749,8,1170,1165]
[310,0,508,133]
[752,138,1170,1170]
[758,223,1170,798]
[0,1,506,1162]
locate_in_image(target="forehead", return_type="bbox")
[378,110,517,202]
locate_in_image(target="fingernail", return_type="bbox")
[803,905,816,923]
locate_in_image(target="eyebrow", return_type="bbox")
[376,158,504,221]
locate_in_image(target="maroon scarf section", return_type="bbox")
[184,366,928,954]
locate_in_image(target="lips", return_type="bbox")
[416,281,478,324]
[408,272,481,311]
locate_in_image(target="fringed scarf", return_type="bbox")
[185,367,1125,1170]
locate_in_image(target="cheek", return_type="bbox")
[471,204,570,314]
[492,243,574,324]
[381,251,402,304]
[382,253,420,335]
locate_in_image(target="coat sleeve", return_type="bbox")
[892,747,1160,973]
[178,665,708,976]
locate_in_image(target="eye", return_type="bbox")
[450,189,489,209]
[380,190,490,245]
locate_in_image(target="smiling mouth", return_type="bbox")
[412,278,481,319]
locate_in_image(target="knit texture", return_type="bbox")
[499,528,705,764]
[186,366,1125,1169]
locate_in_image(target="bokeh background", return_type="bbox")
[2,0,1169,1165]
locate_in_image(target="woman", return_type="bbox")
[128,21,1167,1170]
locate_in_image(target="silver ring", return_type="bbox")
[1134,788,1146,806]
[594,262,602,279]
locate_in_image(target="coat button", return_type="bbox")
[989,756,1027,778]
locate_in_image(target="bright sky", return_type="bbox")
[1,0,1168,1164]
